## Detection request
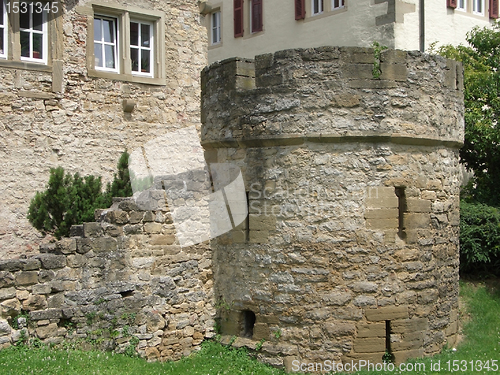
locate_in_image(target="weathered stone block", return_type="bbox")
[69,225,84,237]
[144,222,162,234]
[47,293,65,309]
[391,318,428,334]
[67,254,87,268]
[36,323,58,339]
[0,298,21,316]
[23,295,47,311]
[249,230,269,243]
[0,260,23,272]
[83,222,103,237]
[380,63,407,81]
[333,94,360,108]
[356,322,385,338]
[32,284,52,295]
[364,305,409,321]
[253,322,270,340]
[129,211,144,224]
[366,196,399,209]
[92,237,118,253]
[15,271,39,286]
[352,337,385,353]
[366,217,398,230]
[37,254,66,270]
[323,322,355,337]
[0,272,14,288]
[151,235,176,247]
[249,214,276,231]
[404,213,430,229]
[0,319,11,336]
[30,308,63,321]
[76,238,93,254]
[406,199,432,213]
[364,208,398,220]
[22,259,41,271]
[57,238,77,254]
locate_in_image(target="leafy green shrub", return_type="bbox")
[28,151,132,239]
[460,200,500,275]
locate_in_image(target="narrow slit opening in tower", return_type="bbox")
[384,320,395,363]
[395,187,407,241]
[242,310,256,338]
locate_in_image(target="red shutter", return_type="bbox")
[295,0,305,20]
[234,0,244,37]
[252,0,263,32]
[490,0,499,18]
[447,0,457,8]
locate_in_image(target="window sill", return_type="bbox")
[0,59,51,72]
[209,42,223,50]
[88,69,166,85]
[242,30,264,40]
[304,6,346,22]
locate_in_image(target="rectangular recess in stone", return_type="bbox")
[395,187,407,241]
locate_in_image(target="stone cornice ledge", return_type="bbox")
[201,133,464,149]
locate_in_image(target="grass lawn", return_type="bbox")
[0,280,498,374]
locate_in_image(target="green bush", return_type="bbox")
[460,200,500,275]
[28,151,132,239]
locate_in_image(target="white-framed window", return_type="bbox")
[130,20,153,77]
[312,0,323,15]
[19,3,48,63]
[89,5,165,84]
[473,0,484,14]
[457,0,466,11]
[211,11,221,45]
[331,0,344,10]
[94,15,118,72]
[0,0,6,58]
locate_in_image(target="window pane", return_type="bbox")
[0,0,3,26]
[20,31,30,57]
[103,19,114,43]
[33,9,43,31]
[94,43,103,67]
[94,18,102,41]
[0,29,3,54]
[33,33,42,58]
[141,24,150,47]
[131,47,138,71]
[141,49,150,73]
[104,44,115,68]
[20,11,30,29]
[130,22,138,46]
[212,27,217,44]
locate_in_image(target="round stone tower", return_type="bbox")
[201,47,463,369]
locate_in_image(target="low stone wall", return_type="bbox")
[0,199,215,360]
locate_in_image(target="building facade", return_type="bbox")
[202,0,499,63]
[0,0,207,256]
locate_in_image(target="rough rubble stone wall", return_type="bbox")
[0,198,215,360]
[201,47,463,369]
[0,0,207,257]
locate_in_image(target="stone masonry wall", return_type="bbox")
[0,198,215,361]
[0,0,207,256]
[201,47,463,370]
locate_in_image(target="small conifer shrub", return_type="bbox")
[28,151,132,238]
